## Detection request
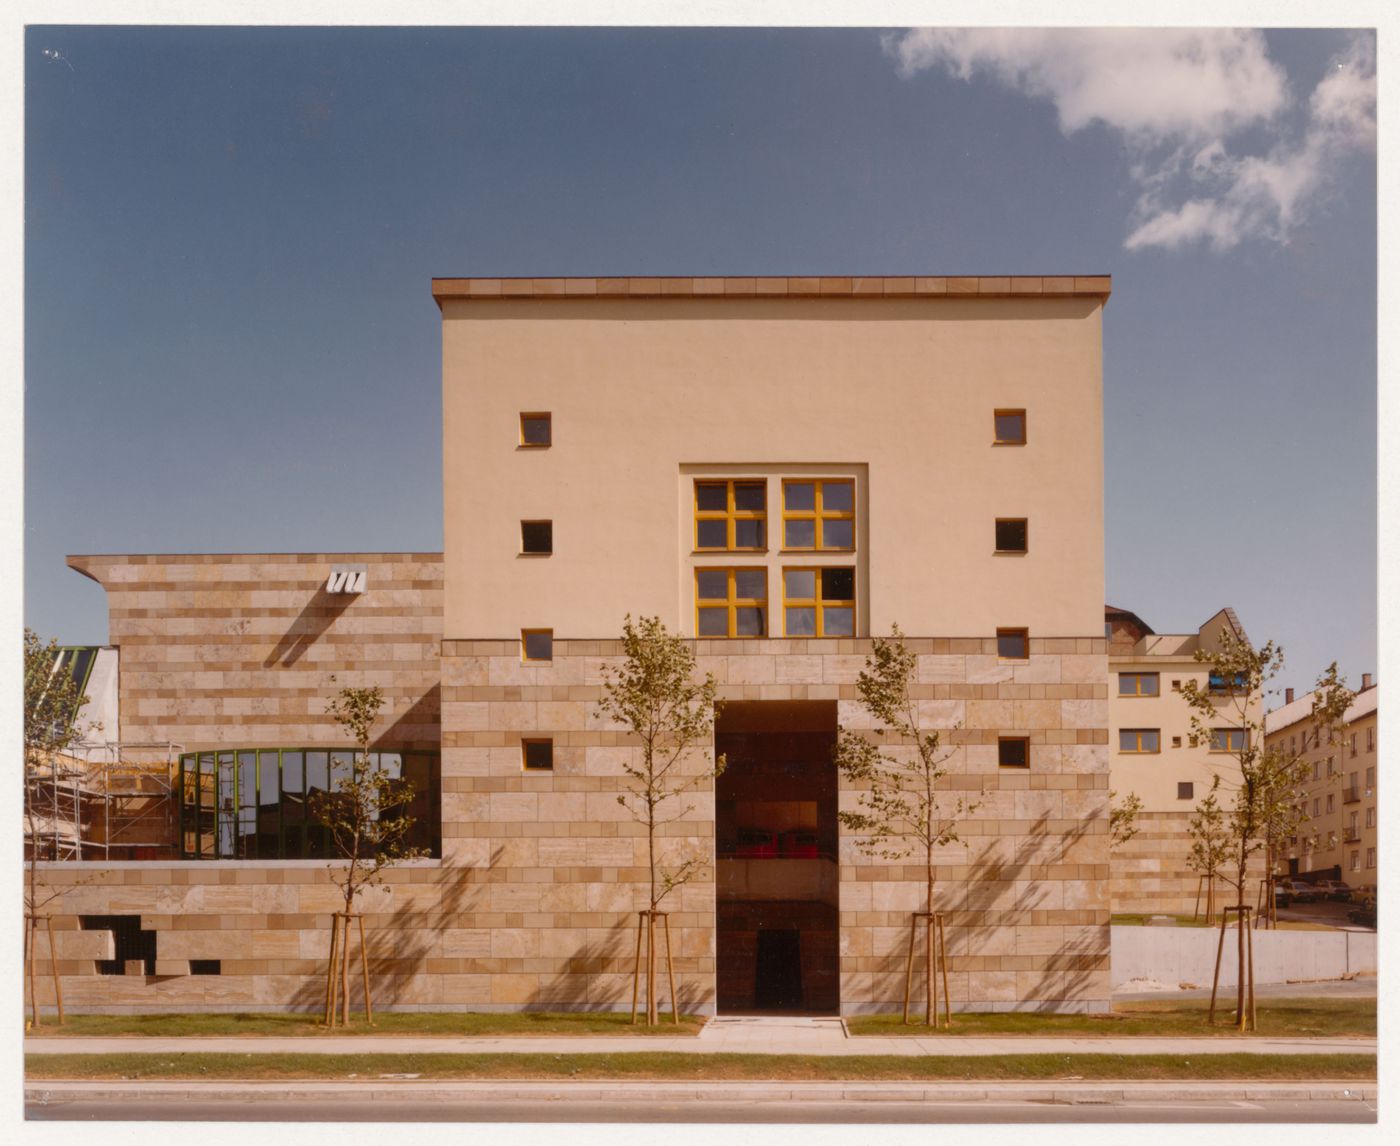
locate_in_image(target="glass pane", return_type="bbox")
[695,483,727,511]
[999,739,1028,767]
[784,569,816,600]
[784,482,815,511]
[1140,674,1159,696]
[785,519,816,548]
[305,751,329,796]
[523,631,553,660]
[734,607,766,637]
[696,569,729,600]
[697,519,728,549]
[1141,730,1160,752]
[822,482,853,512]
[997,631,1027,658]
[331,750,355,789]
[1119,730,1139,751]
[733,569,767,600]
[698,608,730,636]
[822,519,853,549]
[378,752,403,781]
[996,519,1028,552]
[733,482,765,512]
[524,740,553,769]
[995,412,1025,442]
[258,752,280,806]
[822,567,855,601]
[1117,676,1136,696]
[521,414,551,445]
[785,607,816,636]
[282,751,304,795]
[521,521,553,554]
[822,606,854,637]
[733,519,765,549]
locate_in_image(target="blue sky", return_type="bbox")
[19,20,1379,698]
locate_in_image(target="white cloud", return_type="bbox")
[883,29,1375,252]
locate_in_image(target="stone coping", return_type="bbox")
[432,275,1112,303]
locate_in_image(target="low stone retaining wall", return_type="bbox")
[1111,924,1376,988]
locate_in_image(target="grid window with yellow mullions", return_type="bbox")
[783,567,855,637]
[694,480,767,551]
[781,479,855,551]
[696,567,767,638]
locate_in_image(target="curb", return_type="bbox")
[24,1079,1379,1106]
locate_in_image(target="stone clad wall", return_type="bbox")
[66,552,443,753]
[1111,812,1265,918]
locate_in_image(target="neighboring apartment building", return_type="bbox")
[1265,678,1378,892]
[35,274,1115,1017]
[1106,606,1260,916]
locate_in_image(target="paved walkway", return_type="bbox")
[23,1015,1375,1057]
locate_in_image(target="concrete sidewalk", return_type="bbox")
[23,1078,1380,1107]
[23,1014,1377,1057]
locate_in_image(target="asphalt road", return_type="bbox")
[26,1096,1378,1123]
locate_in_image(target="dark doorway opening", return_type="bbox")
[754,929,803,1010]
[715,700,839,1014]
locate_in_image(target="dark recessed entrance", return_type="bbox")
[715,700,839,1014]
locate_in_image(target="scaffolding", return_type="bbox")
[24,741,182,861]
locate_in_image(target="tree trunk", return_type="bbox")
[26,915,40,1029]
[340,912,352,1026]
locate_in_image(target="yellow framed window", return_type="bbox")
[696,567,767,638]
[1210,728,1248,753]
[783,567,855,637]
[1117,672,1160,697]
[781,479,855,551]
[1118,728,1160,753]
[695,480,767,551]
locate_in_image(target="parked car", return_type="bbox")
[1280,880,1320,904]
[1314,879,1353,901]
[1348,884,1376,905]
[1273,882,1293,908]
[1347,900,1377,928]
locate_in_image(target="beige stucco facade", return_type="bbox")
[35,274,1119,1016]
[1107,607,1262,915]
[1266,681,1378,892]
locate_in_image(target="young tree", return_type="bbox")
[1181,633,1352,1028]
[1108,790,1143,848]
[313,682,425,1026]
[835,625,978,1025]
[594,616,726,1025]
[22,629,94,1026]
[1186,778,1231,924]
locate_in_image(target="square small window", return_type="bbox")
[522,739,554,771]
[521,520,553,555]
[996,628,1028,659]
[1171,736,1182,748]
[522,629,553,662]
[993,409,1026,445]
[994,518,1028,553]
[1171,679,1182,691]
[520,412,552,447]
[1177,782,1194,800]
[998,737,1029,768]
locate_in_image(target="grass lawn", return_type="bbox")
[846,997,1375,1038]
[26,1011,706,1038]
[23,1051,1376,1083]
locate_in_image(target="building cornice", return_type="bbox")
[432,274,1112,306]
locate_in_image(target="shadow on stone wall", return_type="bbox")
[264,588,355,668]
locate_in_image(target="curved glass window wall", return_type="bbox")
[178,748,440,859]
